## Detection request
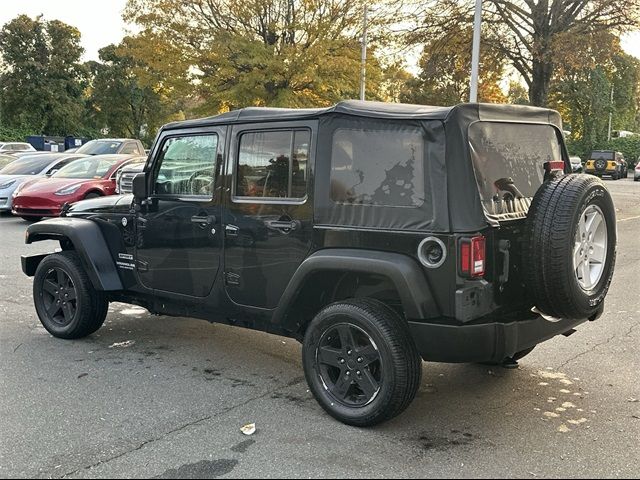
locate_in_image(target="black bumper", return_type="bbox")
[408,315,588,363]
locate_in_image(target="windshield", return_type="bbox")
[76,140,122,155]
[53,157,121,179]
[0,156,50,175]
[0,154,15,169]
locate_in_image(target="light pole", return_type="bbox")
[607,85,614,141]
[469,0,483,103]
[360,5,369,101]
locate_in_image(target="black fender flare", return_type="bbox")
[273,248,438,332]
[24,218,123,291]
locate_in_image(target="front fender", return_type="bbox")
[24,217,123,291]
[273,248,439,332]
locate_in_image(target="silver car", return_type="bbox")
[0,153,86,212]
[0,142,36,153]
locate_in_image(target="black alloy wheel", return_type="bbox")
[303,298,422,427]
[33,251,108,339]
[315,322,383,407]
[41,267,78,326]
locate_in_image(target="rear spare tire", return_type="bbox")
[524,174,616,320]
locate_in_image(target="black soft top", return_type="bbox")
[162,101,565,233]
[162,100,562,131]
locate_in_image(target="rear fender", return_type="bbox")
[273,249,439,333]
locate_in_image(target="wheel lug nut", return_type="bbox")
[346,371,351,376]
[347,350,352,356]
[339,358,345,364]
[357,357,363,363]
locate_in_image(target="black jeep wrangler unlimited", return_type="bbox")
[22,101,617,427]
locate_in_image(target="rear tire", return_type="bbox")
[524,174,616,320]
[302,298,422,427]
[33,251,108,339]
[84,192,101,200]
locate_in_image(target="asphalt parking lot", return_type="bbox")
[0,178,638,479]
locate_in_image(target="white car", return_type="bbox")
[569,156,583,173]
[0,142,36,153]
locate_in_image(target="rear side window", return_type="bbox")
[469,122,563,220]
[236,129,310,199]
[330,127,424,207]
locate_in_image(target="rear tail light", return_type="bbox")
[459,235,486,278]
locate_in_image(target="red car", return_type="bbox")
[12,154,143,221]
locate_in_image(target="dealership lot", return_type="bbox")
[0,178,638,479]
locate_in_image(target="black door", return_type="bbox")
[223,122,315,309]
[136,128,225,297]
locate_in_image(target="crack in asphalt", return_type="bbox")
[555,321,640,370]
[58,376,305,479]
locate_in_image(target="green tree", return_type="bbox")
[402,27,506,106]
[411,0,640,106]
[0,15,86,135]
[85,40,181,145]
[550,32,640,153]
[123,0,404,114]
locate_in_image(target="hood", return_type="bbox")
[67,194,133,216]
[18,177,92,195]
[0,174,31,187]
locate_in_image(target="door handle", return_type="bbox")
[225,224,239,236]
[191,215,216,225]
[265,220,300,231]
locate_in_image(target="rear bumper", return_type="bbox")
[585,169,617,176]
[408,314,589,363]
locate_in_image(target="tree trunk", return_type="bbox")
[529,59,554,106]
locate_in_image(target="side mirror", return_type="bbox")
[132,173,148,200]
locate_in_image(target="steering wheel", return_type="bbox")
[188,170,214,195]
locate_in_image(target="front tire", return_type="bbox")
[33,251,108,339]
[302,298,422,427]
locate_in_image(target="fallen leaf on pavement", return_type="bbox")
[241,423,256,436]
[109,340,135,348]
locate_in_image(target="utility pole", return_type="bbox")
[607,85,614,141]
[469,0,483,103]
[360,5,368,101]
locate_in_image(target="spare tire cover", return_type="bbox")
[595,158,607,171]
[524,174,616,319]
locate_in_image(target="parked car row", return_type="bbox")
[0,139,148,221]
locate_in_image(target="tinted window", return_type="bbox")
[154,135,218,196]
[236,130,310,199]
[0,157,50,175]
[76,140,123,155]
[590,151,614,160]
[330,128,425,207]
[53,157,122,179]
[120,142,140,155]
[469,122,563,218]
[46,157,79,175]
